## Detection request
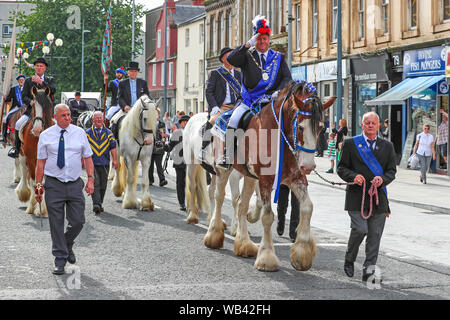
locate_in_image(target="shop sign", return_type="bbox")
[403,46,446,77]
[352,55,389,82]
[437,79,449,95]
[291,65,307,82]
[307,60,347,83]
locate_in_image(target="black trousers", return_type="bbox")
[277,184,300,231]
[92,165,109,208]
[149,153,165,184]
[175,166,186,207]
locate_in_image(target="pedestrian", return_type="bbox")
[166,115,190,211]
[35,104,95,275]
[189,111,194,117]
[381,119,389,140]
[325,132,336,173]
[1,74,26,142]
[163,111,173,133]
[69,91,89,124]
[105,66,127,121]
[86,111,118,214]
[149,108,168,187]
[337,111,397,284]
[276,184,300,242]
[436,111,448,165]
[9,57,56,158]
[412,123,436,184]
[332,118,348,164]
[171,111,185,132]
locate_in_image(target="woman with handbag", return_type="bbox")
[412,124,436,184]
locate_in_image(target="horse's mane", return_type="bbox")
[120,95,157,138]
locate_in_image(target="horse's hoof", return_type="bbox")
[290,239,317,271]
[186,215,199,225]
[234,238,258,258]
[254,248,280,272]
[222,219,227,230]
[204,226,225,249]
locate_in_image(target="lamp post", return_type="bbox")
[43,33,63,77]
[81,21,91,92]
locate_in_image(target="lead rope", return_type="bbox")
[314,170,378,220]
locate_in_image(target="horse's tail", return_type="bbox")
[194,165,210,214]
[112,156,126,196]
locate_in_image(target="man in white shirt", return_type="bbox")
[35,104,94,275]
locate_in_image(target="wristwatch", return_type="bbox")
[87,175,94,179]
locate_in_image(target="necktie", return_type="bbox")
[260,53,266,69]
[57,129,66,169]
[367,139,376,151]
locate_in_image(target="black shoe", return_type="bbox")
[100,206,104,212]
[276,216,285,236]
[420,176,423,183]
[67,250,76,264]
[159,180,168,187]
[7,147,19,158]
[93,205,101,214]
[52,266,65,275]
[289,227,297,242]
[180,206,186,211]
[344,261,354,278]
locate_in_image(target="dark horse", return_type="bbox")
[203,81,336,272]
[15,87,54,217]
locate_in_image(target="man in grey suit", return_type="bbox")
[337,112,397,284]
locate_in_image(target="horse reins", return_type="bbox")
[133,98,153,161]
[314,170,379,220]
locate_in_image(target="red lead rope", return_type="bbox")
[360,180,379,220]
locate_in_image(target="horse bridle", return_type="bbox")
[134,97,154,160]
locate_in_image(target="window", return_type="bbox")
[212,15,217,54]
[220,13,225,48]
[296,4,301,50]
[312,0,318,47]
[358,0,365,39]
[184,99,191,113]
[199,23,204,44]
[152,64,156,86]
[381,0,389,34]
[199,60,204,87]
[441,0,450,22]
[185,28,190,47]
[407,0,417,29]
[331,0,338,43]
[157,29,161,48]
[228,11,233,46]
[161,63,165,86]
[2,24,13,38]
[168,62,173,85]
[184,63,189,89]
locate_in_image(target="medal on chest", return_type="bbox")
[262,72,269,81]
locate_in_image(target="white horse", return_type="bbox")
[183,112,263,234]
[111,95,158,210]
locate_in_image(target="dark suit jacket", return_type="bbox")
[118,78,150,111]
[205,69,241,114]
[107,79,121,106]
[22,75,56,116]
[69,99,89,118]
[337,136,397,214]
[5,85,25,109]
[227,45,291,95]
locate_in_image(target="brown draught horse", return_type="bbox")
[15,87,54,217]
[204,81,336,272]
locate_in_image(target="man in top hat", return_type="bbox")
[9,57,56,158]
[110,61,150,128]
[1,74,26,142]
[218,16,292,168]
[69,91,89,124]
[105,67,127,121]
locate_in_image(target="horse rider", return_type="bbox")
[69,91,89,124]
[8,57,56,158]
[218,16,292,169]
[201,46,242,155]
[1,74,26,143]
[110,61,149,138]
[105,66,127,121]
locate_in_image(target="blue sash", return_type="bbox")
[241,49,281,107]
[15,85,23,106]
[217,67,241,98]
[113,79,119,88]
[353,135,387,196]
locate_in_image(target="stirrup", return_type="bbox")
[8,147,19,158]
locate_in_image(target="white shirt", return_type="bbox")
[37,124,93,182]
[222,68,235,105]
[362,133,377,151]
[256,50,268,68]
[416,132,434,157]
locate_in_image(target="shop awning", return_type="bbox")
[364,75,445,106]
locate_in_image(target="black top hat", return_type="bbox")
[127,61,140,71]
[219,47,233,63]
[75,91,81,96]
[179,115,190,123]
[33,57,48,67]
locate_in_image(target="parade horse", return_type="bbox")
[15,87,54,217]
[203,81,336,272]
[183,112,263,235]
[111,95,158,210]
[2,103,27,183]
[77,110,95,129]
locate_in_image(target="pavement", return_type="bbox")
[309,156,450,215]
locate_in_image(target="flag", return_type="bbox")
[101,4,112,75]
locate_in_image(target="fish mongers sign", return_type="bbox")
[403,46,446,77]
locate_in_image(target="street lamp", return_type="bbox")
[43,33,63,76]
[81,21,91,92]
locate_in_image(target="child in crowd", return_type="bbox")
[326,132,336,173]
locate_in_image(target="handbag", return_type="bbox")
[408,154,420,169]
